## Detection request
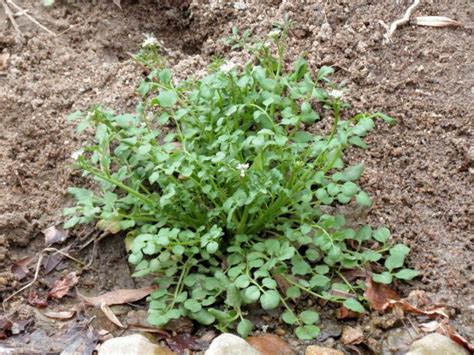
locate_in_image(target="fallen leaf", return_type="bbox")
[100,303,124,328]
[341,326,364,345]
[166,333,202,353]
[43,310,76,320]
[43,225,69,245]
[129,326,170,337]
[48,272,80,299]
[336,306,359,319]
[27,290,49,308]
[112,0,121,9]
[42,246,71,274]
[413,16,462,27]
[247,334,295,355]
[77,285,157,307]
[364,277,400,311]
[11,256,34,280]
[384,300,449,319]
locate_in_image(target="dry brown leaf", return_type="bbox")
[27,290,49,308]
[385,300,449,319]
[77,285,157,307]
[419,320,441,332]
[364,277,400,311]
[336,306,359,320]
[43,310,76,320]
[11,256,34,280]
[43,225,69,245]
[48,272,80,299]
[413,16,462,27]
[341,326,364,345]
[247,334,295,355]
[100,303,124,328]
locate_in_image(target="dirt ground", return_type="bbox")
[0,0,473,354]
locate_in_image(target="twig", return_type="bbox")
[1,0,21,35]
[6,0,57,36]
[2,247,86,311]
[383,0,421,43]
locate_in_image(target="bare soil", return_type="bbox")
[0,0,473,354]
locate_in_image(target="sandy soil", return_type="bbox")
[0,0,472,353]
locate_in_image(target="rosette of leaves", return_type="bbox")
[65,26,418,339]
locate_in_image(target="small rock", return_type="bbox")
[98,334,174,355]
[406,333,469,355]
[316,322,342,342]
[205,333,261,355]
[305,345,343,355]
[247,334,294,355]
[233,2,248,10]
[341,326,364,345]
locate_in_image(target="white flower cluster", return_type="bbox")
[142,33,159,48]
[328,89,345,99]
[71,149,84,160]
[220,61,236,74]
[236,163,249,177]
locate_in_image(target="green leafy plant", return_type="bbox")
[66,23,418,340]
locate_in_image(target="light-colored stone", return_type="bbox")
[406,333,469,355]
[205,333,261,355]
[305,345,344,355]
[98,334,174,355]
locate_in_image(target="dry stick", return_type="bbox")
[383,0,421,43]
[6,0,57,36]
[1,0,21,35]
[2,247,86,311]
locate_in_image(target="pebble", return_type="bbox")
[98,334,174,355]
[305,345,343,355]
[406,333,470,355]
[205,333,261,355]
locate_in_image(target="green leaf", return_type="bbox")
[282,310,298,325]
[299,310,319,325]
[317,66,334,81]
[235,275,251,288]
[286,286,301,299]
[243,286,261,302]
[225,285,241,308]
[184,299,202,313]
[237,319,253,338]
[343,298,365,313]
[372,272,393,284]
[356,191,372,207]
[309,275,330,288]
[394,269,420,280]
[191,310,215,325]
[341,181,359,196]
[374,227,391,243]
[333,163,364,182]
[157,90,178,108]
[260,290,280,310]
[295,325,320,340]
[385,254,404,271]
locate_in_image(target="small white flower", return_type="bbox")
[328,89,345,99]
[220,61,236,74]
[71,149,84,160]
[267,29,281,38]
[142,33,159,48]
[236,163,249,177]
